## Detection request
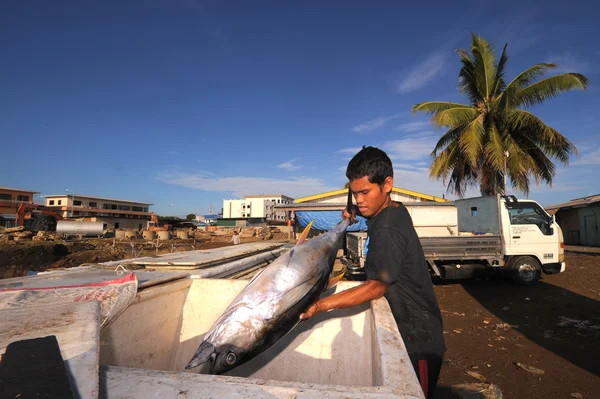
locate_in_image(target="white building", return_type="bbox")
[44,194,152,230]
[223,194,294,223]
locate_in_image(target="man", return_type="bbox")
[299,146,445,398]
[231,230,240,245]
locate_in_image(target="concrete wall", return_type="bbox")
[224,197,291,222]
[0,188,37,221]
[100,279,192,370]
[556,208,581,245]
[555,205,600,247]
[95,217,147,230]
[579,206,600,247]
[101,278,423,397]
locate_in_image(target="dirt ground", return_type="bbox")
[0,235,265,279]
[1,240,598,398]
[434,252,600,399]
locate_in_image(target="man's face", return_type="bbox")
[349,176,393,218]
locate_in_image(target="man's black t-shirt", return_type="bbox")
[365,202,446,357]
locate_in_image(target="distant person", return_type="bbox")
[299,146,446,399]
[231,230,240,245]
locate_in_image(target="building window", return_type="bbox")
[115,223,120,229]
[89,202,97,208]
[143,207,148,212]
[0,194,12,200]
[17,195,29,201]
[73,200,82,206]
[49,200,55,205]
[118,205,131,211]
[132,206,143,212]
[58,200,62,205]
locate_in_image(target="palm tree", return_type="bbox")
[412,34,588,196]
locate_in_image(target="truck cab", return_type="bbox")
[500,196,565,280]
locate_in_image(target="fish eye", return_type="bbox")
[226,352,236,365]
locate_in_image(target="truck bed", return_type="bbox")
[419,235,502,261]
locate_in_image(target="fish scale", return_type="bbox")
[186,218,351,374]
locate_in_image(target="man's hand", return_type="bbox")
[298,280,389,321]
[299,301,320,320]
[342,206,356,222]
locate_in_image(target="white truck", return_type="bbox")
[342,195,565,285]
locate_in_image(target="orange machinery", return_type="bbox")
[146,212,171,232]
[15,203,64,227]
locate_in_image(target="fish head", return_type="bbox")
[186,309,260,374]
[185,339,248,374]
[210,343,246,374]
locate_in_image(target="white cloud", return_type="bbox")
[573,148,600,165]
[391,167,477,200]
[397,51,447,93]
[384,133,438,161]
[168,150,184,157]
[396,121,433,132]
[337,147,363,154]
[277,159,302,171]
[352,114,402,133]
[156,171,334,198]
[546,54,590,74]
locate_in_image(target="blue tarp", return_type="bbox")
[296,211,368,232]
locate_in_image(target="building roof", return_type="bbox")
[203,214,220,219]
[43,194,153,205]
[275,201,455,211]
[0,186,40,194]
[294,187,449,203]
[546,194,600,212]
[243,194,294,199]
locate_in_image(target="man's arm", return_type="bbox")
[299,279,388,320]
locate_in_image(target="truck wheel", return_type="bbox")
[511,256,541,285]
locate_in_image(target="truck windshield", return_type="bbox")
[506,203,552,235]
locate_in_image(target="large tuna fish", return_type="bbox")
[186,218,350,374]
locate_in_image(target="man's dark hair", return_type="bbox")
[346,146,393,186]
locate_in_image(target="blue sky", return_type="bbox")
[1,0,598,216]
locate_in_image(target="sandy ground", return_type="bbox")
[434,252,599,399]
[1,240,598,398]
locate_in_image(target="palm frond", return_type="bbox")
[456,48,481,104]
[507,110,578,163]
[458,117,485,167]
[411,101,471,116]
[504,63,557,92]
[470,34,497,100]
[515,73,589,108]
[432,107,478,128]
[431,125,465,155]
[483,121,506,171]
[492,44,508,96]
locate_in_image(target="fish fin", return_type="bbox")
[326,263,346,290]
[268,274,320,319]
[296,220,314,245]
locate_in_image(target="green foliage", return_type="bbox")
[412,34,588,196]
[186,213,196,221]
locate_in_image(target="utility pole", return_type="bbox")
[504,151,509,194]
